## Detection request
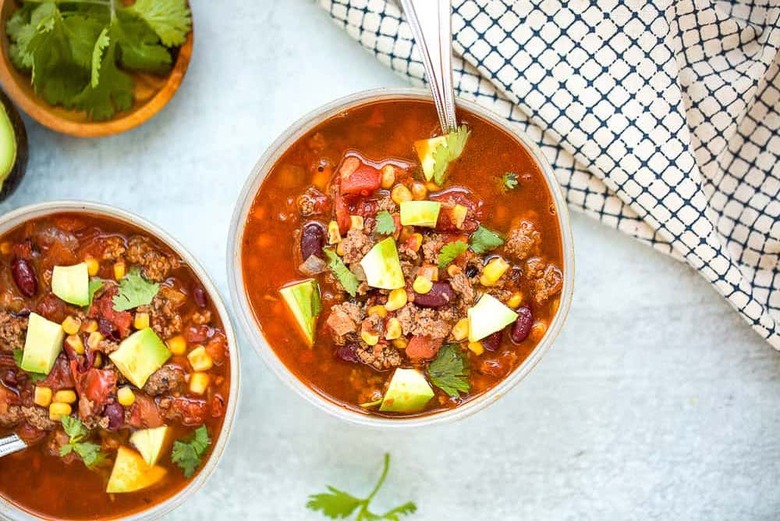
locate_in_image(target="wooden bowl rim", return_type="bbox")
[0,0,193,138]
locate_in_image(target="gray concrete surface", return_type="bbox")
[2,1,778,519]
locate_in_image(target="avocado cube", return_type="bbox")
[400,201,441,228]
[109,328,171,388]
[414,136,448,181]
[279,279,322,346]
[379,368,434,413]
[106,446,167,493]
[21,312,65,375]
[52,263,90,306]
[129,426,170,466]
[359,237,405,290]
[467,294,518,342]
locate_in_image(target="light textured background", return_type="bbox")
[2,1,779,519]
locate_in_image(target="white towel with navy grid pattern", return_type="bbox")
[318,0,780,350]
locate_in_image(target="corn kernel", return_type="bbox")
[65,334,85,355]
[384,289,408,311]
[411,181,428,200]
[380,165,396,189]
[507,292,524,309]
[451,204,468,229]
[391,184,413,204]
[49,402,72,421]
[361,329,380,346]
[61,316,81,336]
[167,335,187,355]
[336,241,346,256]
[85,257,100,277]
[113,261,126,281]
[413,276,433,294]
[385,318,402,340]
[480,257,510,287]
[54,389,77,404]
[134,312,150,330]
[327,221,341,245]
[34,386,52,408]
[92,352,103,369]
[452,318,469,341]
[468,341,484,355]
[447,264,462,278]
[350,215,364,231]
[425,182,441,192]
[83,320,99,333]
[367,305,388,318]
[87,331,104,350]
[530,322,548,342]
[188,346,213,372]
[117,386,135,407]
[418,265,438,282]
[392,337,408,349]
[189,373,210,395]
[0,242,10,256]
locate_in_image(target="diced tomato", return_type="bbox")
[334,189,351,235]
[128,393,164,429]
[39,356,74,391]
[89,290,132,338]
[70,361,117,418]
[43,241,79,268]
[405,336,443,360]
[353,199,378,219]
[163,397,209,426]
[341,163,381,197]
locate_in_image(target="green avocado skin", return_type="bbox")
[0,89,27,201]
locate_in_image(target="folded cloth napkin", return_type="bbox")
[319,0,780,349]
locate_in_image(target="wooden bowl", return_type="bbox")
[0,0,193,138]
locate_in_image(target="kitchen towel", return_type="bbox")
[318,0,780,349]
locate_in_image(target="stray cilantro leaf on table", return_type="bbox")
[502,172,519,190]
[60,416,105,468]
[437,240,468,268]
[431,125,471,185]
[426,344,470,397]
[112,267,159,311]
[324,249,360,297]
[469,225,504,254]
[375,211,396,235]
[171,426,210,478]
[307,454,417,520]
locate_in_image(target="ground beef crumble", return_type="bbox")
[505,219,541,261]
[143,365,186,396]
[355,343,402,370]
[396,303,454,339]
[125,236,178,282]
[326,302,364,344]
[340,229,374,264]
[0,311,27,353]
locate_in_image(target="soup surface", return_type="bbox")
[242,98,563,417]
[0,213,230,519]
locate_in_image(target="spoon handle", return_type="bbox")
[400,0,458,133]
[0,433,26,458]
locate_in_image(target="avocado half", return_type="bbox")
[0,89,27,201]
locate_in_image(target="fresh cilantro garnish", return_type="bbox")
[12,348,46,383]
[469,225,504,254]
[502,172,519,190]
[6,0,191,121]
[375,211,396,235]
[171,426,210,478]
[60,415,105,468]
[426,344,470,397]
[307,454,417,520]
[87,278,104,308]
[323,249,359,297]
[431,125,471,185]
[112,267,159,311]
[437,240,468,269]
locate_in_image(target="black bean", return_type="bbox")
[301,222,326,260]
[413,282,454,308]
[11,258,37,297]
[511,306,533,344]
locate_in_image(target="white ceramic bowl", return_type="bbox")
[0,201,240,521]
[228,88,574,428]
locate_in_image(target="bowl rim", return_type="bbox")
[0,0,194,138]
[0,200,241,521]
[227,87,575,429]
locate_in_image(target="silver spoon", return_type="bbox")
[0,433,26,458]
[399,0,458,133]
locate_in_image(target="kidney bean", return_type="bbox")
[482,330,502,351]
[465,265,478,278]
[335,343,359,363]
[301,222,326,260]
[193,285,208,308]
[413,282,454,308]
[104,402,124,430]
[11,258,37,297]
[511,306,534,344]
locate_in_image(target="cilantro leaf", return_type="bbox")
[172,426,211,478]
[323,249,359,297]
[112,267,159,311]
[469,225,504,255]
[426,344,470,397]
[122,0,192,47]
[12,348,47,383]
[113,13,172,74]
[60,416,104,468]
[502,172,519,190]
[72,37,133,121]
[437,240,468,269]
[431,125,471,185]
[375,211,396,235]
[87,278,104,307]
[89,27,110,87]
[62,14,106,68]
[307,454,416,521]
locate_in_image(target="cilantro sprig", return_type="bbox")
[7,0,192,121]
[431,125,471,185]
[171,426,210,478]
[437,240,468,269]
[469,225,504,255]
[375,211,396,235]
[60,416,105,468]
[323,249,360,297]
[307,454,417,520]
[112,267,159,311]
[501,172,519,190]
[426,344,470,397]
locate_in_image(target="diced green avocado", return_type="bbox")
[106,446,167,494]
[21,312,65,375]
[414,136,448,182]
[109,328,171,388]
[468,294,518,342]
[379,368,434,413]
[52,263,90,306]
[359,237,405,290]
[279,279,322,347]
[400,201,441,228]
[130,426,170,466]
